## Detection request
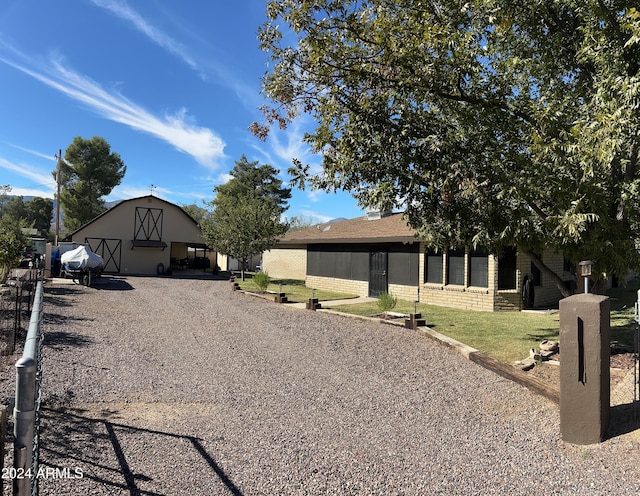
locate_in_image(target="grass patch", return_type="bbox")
[330,280,640,365]
[237,278,358,303]
[330,299,558,364]
[607,279,639,350]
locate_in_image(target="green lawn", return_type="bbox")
[330,280,639,365]
[330,299,560,363]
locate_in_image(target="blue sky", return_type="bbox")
[0,0,364,223]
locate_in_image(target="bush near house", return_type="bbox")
[254,271,271,292]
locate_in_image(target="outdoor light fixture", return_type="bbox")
[579,260,593,294]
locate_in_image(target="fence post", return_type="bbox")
[0,406,6,495]
[13,280,44,495]
[14,356,36,495]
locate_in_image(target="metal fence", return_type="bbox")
[1,269,41,356]
[13,279,45,496]
[612,290,640,420]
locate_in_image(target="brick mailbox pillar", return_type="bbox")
[559,294,610,444]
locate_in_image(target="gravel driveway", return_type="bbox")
[29,275,640,495]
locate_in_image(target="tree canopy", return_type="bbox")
[55,136,126,232]
[255,0,640,294]
[0,186,29,282]
[0,195,53,239]
[201,155,291,270]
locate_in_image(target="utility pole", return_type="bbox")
[55,149,62,246]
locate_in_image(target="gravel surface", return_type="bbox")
[7,275,640,495]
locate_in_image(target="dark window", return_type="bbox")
[389,243,419,286]
[307,246,323,276]
[335,249,351,279]
[425,248,443,284]
[307,244,369,281]
[469,247,489,287]
[447,247,465,286]
[498,247,517,290]
[351,249,369,281]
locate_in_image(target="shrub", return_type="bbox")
[254,271,271,292]
[0,216,28,284]
[377,291,398,313]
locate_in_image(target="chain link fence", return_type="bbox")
[610,291,640,423]
[12,277,44,496]
[1,269,40,356]
[1,268,44,496]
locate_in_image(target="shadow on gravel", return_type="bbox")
[44,286,84,297]
[39,406,244,496]
[90,277,135,291]
[44,311,96,328]
[608,403,640,439]
[45,330,94,349]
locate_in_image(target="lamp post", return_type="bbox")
[579,260,593,294]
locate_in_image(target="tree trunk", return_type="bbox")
[240,259,246,281]
[523,249,572,299]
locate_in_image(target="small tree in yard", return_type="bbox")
[254,271,271,292]
[201,155,291,279]
[377,291,398,316]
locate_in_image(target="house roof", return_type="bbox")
[279,212,418,245]
[62,194,198,241]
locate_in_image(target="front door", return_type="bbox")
[369,251,388,297]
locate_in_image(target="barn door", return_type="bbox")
[86,238,122,273]
[369,251,388,297]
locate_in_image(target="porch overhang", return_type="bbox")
[131,240,168,250]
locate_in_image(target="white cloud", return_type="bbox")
[269,120,313,165]
[0,50,226,169]
[0,157,56,193]
[90,0,201,74]
[4,143,58,162]
[4,187,54,199]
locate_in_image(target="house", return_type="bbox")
[59,195,213,276]
[262,211,575,311]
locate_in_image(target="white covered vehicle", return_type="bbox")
[60,245,104,286]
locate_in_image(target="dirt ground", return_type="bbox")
[526,350,637,393]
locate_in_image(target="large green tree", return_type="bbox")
[201,155,291,272]
[1,196,54,238]
[255,0,640,295]
[55,136,126,232]
[25,197,54,237]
